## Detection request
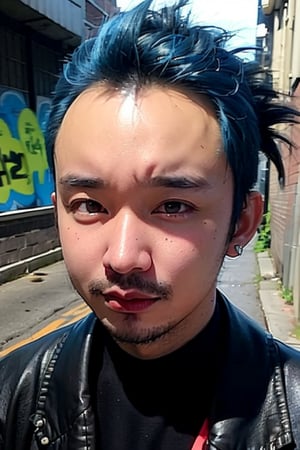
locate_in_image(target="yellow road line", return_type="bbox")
[0,305,90,358]
[61,303,88,317]
[61,309,91,326]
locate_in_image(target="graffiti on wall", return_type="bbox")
[0,90,54,212]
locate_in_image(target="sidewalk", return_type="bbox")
[257,251,300,350]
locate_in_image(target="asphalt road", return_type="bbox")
[0,262,88,355]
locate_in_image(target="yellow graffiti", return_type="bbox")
[18,109,49,186]
[0,119,34,204]
[0,105,53,211]
[0,120,11,138]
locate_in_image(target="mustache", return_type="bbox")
[88,272,172,299]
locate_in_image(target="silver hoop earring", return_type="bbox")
[234,244,243,256]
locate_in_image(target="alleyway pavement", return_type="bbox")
[219,239,300,350]
[218,239,266,328]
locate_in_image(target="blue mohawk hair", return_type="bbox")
[46,0,300,226]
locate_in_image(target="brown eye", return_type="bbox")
[163,202,183,214]
[84,200,103,214]
[153,201,193,216]
[72,200,107,215]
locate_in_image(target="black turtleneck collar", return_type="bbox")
[95,297,226,449]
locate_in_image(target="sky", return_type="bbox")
[116,0,259,50]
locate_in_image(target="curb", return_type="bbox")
[257,251,300,349]
[0,248,63,285]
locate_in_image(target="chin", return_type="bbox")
[101,317,180,359]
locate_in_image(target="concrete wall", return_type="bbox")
[20,0,85,37]
[0,208,61,283]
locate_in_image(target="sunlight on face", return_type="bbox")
[54,85,233,359]
[118,87,140,125]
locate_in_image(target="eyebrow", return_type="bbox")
[145,175,212,190]
[58,174,211,190]
[59,176,106,188]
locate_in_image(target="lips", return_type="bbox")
[103,290,159,313]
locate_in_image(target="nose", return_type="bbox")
[102,210,152,274]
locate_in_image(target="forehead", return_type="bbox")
[55,84,225,183]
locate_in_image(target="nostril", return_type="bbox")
[104,264,119,278]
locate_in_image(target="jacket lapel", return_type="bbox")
[33,313,99,448]
[207,293,294,449]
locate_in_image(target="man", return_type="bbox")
[1,0,300,448]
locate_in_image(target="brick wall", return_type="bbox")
[269,90,300,278]
[85,0,119,38]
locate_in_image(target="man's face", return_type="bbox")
[53,85,234,359]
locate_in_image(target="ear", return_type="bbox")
[51,192,58,229]
[226,191,263,258]
[51,191,56,207]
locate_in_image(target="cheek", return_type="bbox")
[157,223,227,276]
[156,234,209,274]
[58,206,91,247]
[57,219,100,275]
[173,219,228,250]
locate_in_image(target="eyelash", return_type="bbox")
[152,200,195,216]
[67,199,196,220]
[69,199,107,215]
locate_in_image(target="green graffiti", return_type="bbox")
[18,109,49,186]
[0,105,53,211]
[0,119,34,204]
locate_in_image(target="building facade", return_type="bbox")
[0,0,118,282]
[85,0,118,37]
[261,0,300,318]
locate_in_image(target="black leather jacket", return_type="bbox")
[1,292,300,449]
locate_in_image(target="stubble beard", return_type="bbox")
[102,314,178,346]
[70,271,175,346]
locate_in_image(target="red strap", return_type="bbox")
[191,419,209,450]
